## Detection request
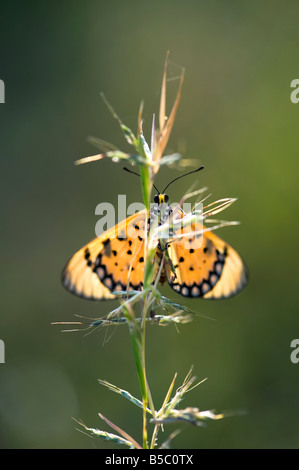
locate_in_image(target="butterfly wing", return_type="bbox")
[166,228,247,299]
[62,210,147,300]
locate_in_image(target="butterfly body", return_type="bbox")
[62,193,247,301]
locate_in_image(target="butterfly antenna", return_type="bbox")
[162,166,204,193]
[123,167,160,193]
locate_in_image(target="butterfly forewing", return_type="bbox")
[62,210,147,300]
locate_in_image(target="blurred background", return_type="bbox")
[0,0,298,449]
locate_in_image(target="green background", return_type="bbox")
[0,0,298,449]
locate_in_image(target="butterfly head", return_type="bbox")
[154,193,169,205]
[151,192,171,227]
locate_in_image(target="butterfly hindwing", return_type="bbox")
[62,210,147,300]
[166,228,247,299]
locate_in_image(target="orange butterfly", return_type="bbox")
[62,169,247,300]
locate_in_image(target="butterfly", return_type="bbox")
[62,168,247,300]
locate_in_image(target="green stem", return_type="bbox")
[127,132,156,448]
[124,304,148,448]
